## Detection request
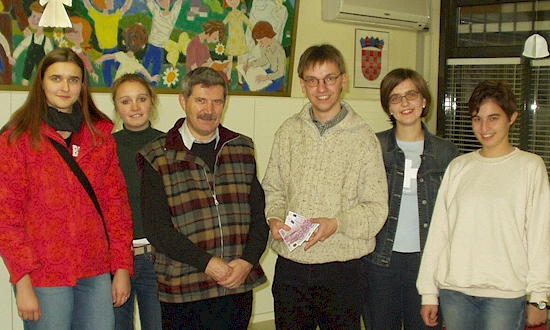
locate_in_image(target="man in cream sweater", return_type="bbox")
[262,44,388,329]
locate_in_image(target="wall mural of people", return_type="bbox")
[1,0,298,94]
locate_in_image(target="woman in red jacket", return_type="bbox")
[0,48,133,330]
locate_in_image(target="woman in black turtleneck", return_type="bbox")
[111,73,164,330]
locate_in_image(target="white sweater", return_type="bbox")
[262,101,388,264]
[417,148,550,305]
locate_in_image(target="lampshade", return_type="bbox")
[523,33,550,58]
[38,0,73,28]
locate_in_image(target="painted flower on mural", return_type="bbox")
[162,67,179,87]
[215,43,225,56]
[53,28,65,43]
[57,39,69,48]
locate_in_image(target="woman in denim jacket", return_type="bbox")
[363,68,459,330]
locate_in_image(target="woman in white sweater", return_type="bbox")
[416,80,550,330]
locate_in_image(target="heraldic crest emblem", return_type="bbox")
[360,36,385,81]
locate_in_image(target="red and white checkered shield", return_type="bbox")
[361,47,382,81]
[359,36,385,81]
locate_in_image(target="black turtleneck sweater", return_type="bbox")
[113,126,164,239]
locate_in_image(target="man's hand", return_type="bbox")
[217,258,253,290]
[526,304,548,327]
[204,256,232,282]
[304,217,338,251]
[111,269,131,307]
[268,218,291,241]
[15,274,42,321]
[420,305,439,327]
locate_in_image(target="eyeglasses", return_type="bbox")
[389,90,421,104]
[302,73,342,87]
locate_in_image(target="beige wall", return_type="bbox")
[0,0,441,328]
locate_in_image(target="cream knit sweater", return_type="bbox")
[417,148,550,305]
[262,101,388,264]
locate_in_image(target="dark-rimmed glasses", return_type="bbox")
[389,90,421,104]
[301,73,342,87]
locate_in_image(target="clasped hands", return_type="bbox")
[268,217,338,251]
[205,257,253,290]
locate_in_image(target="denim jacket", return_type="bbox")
[366,124,459,267]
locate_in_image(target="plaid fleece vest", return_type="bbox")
[140,127,266,303]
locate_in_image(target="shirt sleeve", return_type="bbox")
[333,130,388,240]
[0,134,41,284]
[416,167,453,305]
[240,175,268,265]
[100,135,134,275]
[525,158,550,302]
[262,130,289,223]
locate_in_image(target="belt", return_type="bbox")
[133,244,151,256]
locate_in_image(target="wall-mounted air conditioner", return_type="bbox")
[322,0,430,31]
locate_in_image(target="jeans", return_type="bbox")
[439,289,526,330]
[141,45,163,87]
[364,252,440,330]
[101,47,119,87]
[272,256,364,330]
[22,273,114,330]
[160,291,252,330]
[114,252,162,330]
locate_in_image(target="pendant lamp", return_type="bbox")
[523,1,549,58]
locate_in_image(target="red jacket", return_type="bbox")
[0,120,133,287]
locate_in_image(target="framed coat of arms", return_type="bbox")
[353,28,388,89]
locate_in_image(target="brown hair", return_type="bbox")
[5,48,110,148]
[30,1,45,14]
[468,80,518,119]
[379,68,431,125]
[68,16,93,45]
[203,20,226,43]
[252,21,276,42]
[297,44,346,78]
[122,24,149,53]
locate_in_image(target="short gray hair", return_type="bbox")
[180,67,228,100]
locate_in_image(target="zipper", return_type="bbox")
[203,168,224,260]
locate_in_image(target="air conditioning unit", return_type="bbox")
[322,0,430,31]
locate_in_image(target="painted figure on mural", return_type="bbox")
[11,1,54,86]
[223,0,252,84]
[0,31,14,78]
[142,0,183,86]
[185,20,227,76]
[65,16,98,82]
[83,0,134,87]
[0,0,28,84]
[243,21,285,92]
[245,0,287,63]
[96,23,160,84]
